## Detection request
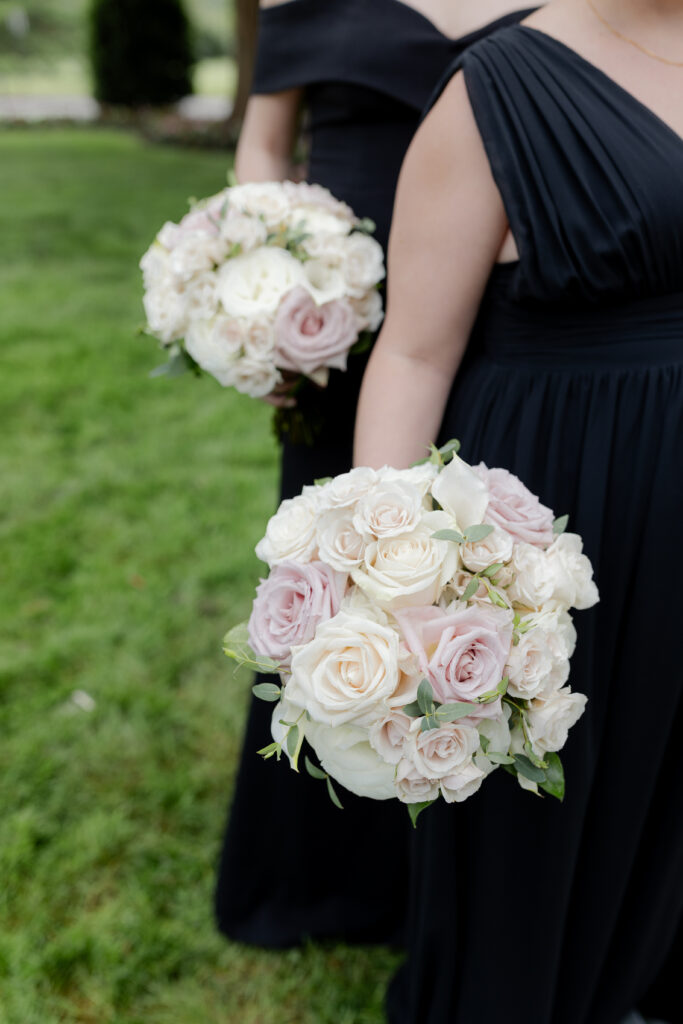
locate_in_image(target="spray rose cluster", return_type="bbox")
[140,181,385,399]
[225,443,598,819]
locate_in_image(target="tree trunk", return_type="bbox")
[228,0,260,130]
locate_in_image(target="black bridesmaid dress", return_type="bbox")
[215,0,536,948]
[387,26,683,1024]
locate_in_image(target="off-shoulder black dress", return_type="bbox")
[387,26,683,1024]
[215,0,535,948]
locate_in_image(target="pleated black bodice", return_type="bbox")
[390,25,683,1024]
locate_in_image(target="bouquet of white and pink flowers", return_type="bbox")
[225,442,599,823]
[140,180,385,440]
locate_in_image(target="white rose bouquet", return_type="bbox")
[224,441,598,823]
[140,180,385,442]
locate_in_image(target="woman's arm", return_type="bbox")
[234,0,304,182]
[353,74,510,469]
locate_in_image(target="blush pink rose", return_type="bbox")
[248,560,347,667]
[274,286,357,375]
[476,464,555,548]
[395,605,512,704]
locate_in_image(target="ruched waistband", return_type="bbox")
[474,285,683,369]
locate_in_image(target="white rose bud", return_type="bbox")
[352,480,425,540]
[461,525,514,573]
[507,543,557,610]
[316,508,365,573]
[546,533,599,610]
[409,723,480,780]
[440,760,486,803]
[395,758,440,804]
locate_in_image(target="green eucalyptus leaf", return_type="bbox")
[539,752,565,801]
[304,756,327,781]
[420,716,440,732]
[477,676,509,704]
[408,800,435,828]
[485,584,510,609]
[349,331,374,356]
[314,477,332,486]
[286,725,299,759]
[417,679,435,715]
[435,702,475,723]
[514,754,547,783]
[462,523,495,543]
[438,439,461,460]
[432,529,464,543]
[149,350,196,379]
[224,623,281,673]
[486,751,516,765]
[482,562,505,578]
[354,217,377,235]
[479,733,490,753]
[252,682,282,703]
[402,700,423,719]
[462,579,481,602]
[553,514,569,535]
[326,777,344,810]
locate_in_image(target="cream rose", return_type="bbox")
[143,285,187,343]
[461,526,514,573]
[219,212,268,251]
[169,233,225,281]
[526,687,588,753]
[217,248,308,318]
[255,492,319,566]
[316,466,380,510]
[316,508,365,572]
[350,289,384,332]
[185,317,243,384]
[441,760,486,803]
[303,258,349,305]
[368,709,415,765]
[409,723,481,780]
[286,611,400,726]
[305,719,397,799]
[506,627,556,700]
[228,182,292,227]
[351,511,459,611]
[352,480,425,540]
[226,357,281,398]
[395,759,440,804]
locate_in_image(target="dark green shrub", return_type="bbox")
[89,0,193,107]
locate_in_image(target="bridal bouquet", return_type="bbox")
[224,442,599,822]
[140,180,384,440]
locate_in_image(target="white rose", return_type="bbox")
[227,357,282,398]
[506,627,555,700]
[243,316,276,360]
[141,242,172,286]
[352,480,425,540]
[526,687,588,753]
[303,258,348,304]
[286,611,400,726]
[217,248,308,318]
[409,723,480,780]
[369,709,415,765]
[351,511,460,611]
[316,466,380,510]
[339,587,390,626]
[219,212,268,251]
[184,272,218,321]
[316,508,365,573]
[305,719,396,799]
[349,289,384,332]
[292,207,350,238]
[228,182,292,228]
[440,760,486,803]
[395,758,440,804]
[546,533,599,610]
[168,233,225,281]
[507,543,557,610]
[431,455,489,531]
[340,233,386,296]
[515,609,577,696]
[282,181,356,221]
[185,317,242,383]
[379,462,439,497]
[156,221,184,251]
[255,492,319,566]
[461,525,514,572]
[143,285,187,343]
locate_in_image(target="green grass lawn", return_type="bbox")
[0,128,399,1024]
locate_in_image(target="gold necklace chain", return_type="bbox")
[586,0,683,67]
